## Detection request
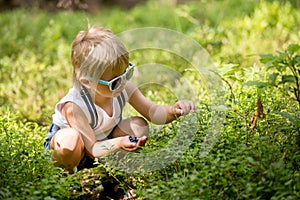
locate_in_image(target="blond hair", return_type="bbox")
[71,26,129,89]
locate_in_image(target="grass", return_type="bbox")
[0,0,299,199]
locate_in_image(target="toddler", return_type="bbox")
[44,25,195,177]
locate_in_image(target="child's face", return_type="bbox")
[95,65,127,97]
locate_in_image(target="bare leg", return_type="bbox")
[50,128,85,173]
[113,116,149,138]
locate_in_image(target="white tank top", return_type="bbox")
[52,86,128,141]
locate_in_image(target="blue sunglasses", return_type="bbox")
[89,63,134,91]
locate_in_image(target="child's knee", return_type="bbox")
[51,128,84,172]
[130,116,149,137]
[52,128,84,152]
[131,116,148,127]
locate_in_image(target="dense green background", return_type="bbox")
[0,0,299,199]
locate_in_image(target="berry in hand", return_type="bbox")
[129,135,139,144]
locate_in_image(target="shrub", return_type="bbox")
[0,107,82,199]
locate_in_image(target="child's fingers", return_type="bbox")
[177,101,189,115]
[137,136,147,146]
[175,108,184,115]
[124,136,147,152]
[124,144,137,152]
[190,102,197,112]
[121,137,136,151]
[175,100,196,115]
[126,142,137,149]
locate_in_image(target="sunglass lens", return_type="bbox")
[126,67,134,80]
[111,77,123,90]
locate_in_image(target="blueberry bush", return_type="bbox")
[0,0,299,199]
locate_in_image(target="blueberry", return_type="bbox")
[129,136,139,144]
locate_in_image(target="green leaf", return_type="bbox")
[216,63,242,76]
[280,75,295,84]
[287,44,300,54]
[244,81,268,88]
[277,112,300,125]
[246,157,256,165]
[294,55,300,66]
[269,73,279,84]
[259,54,276,64]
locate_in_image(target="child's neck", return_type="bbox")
[95,96,113,117]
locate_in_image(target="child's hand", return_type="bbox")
[173,100,196,116]
[119,136,147,152]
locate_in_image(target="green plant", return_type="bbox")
[260,44,300,107]
[0,1,300,199]
[0,107,83,199]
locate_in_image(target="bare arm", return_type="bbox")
[126,81,196,125]
[61,102,139,158]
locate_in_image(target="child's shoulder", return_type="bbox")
[56,87,84,111]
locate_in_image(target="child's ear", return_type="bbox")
[79,77,91,88]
